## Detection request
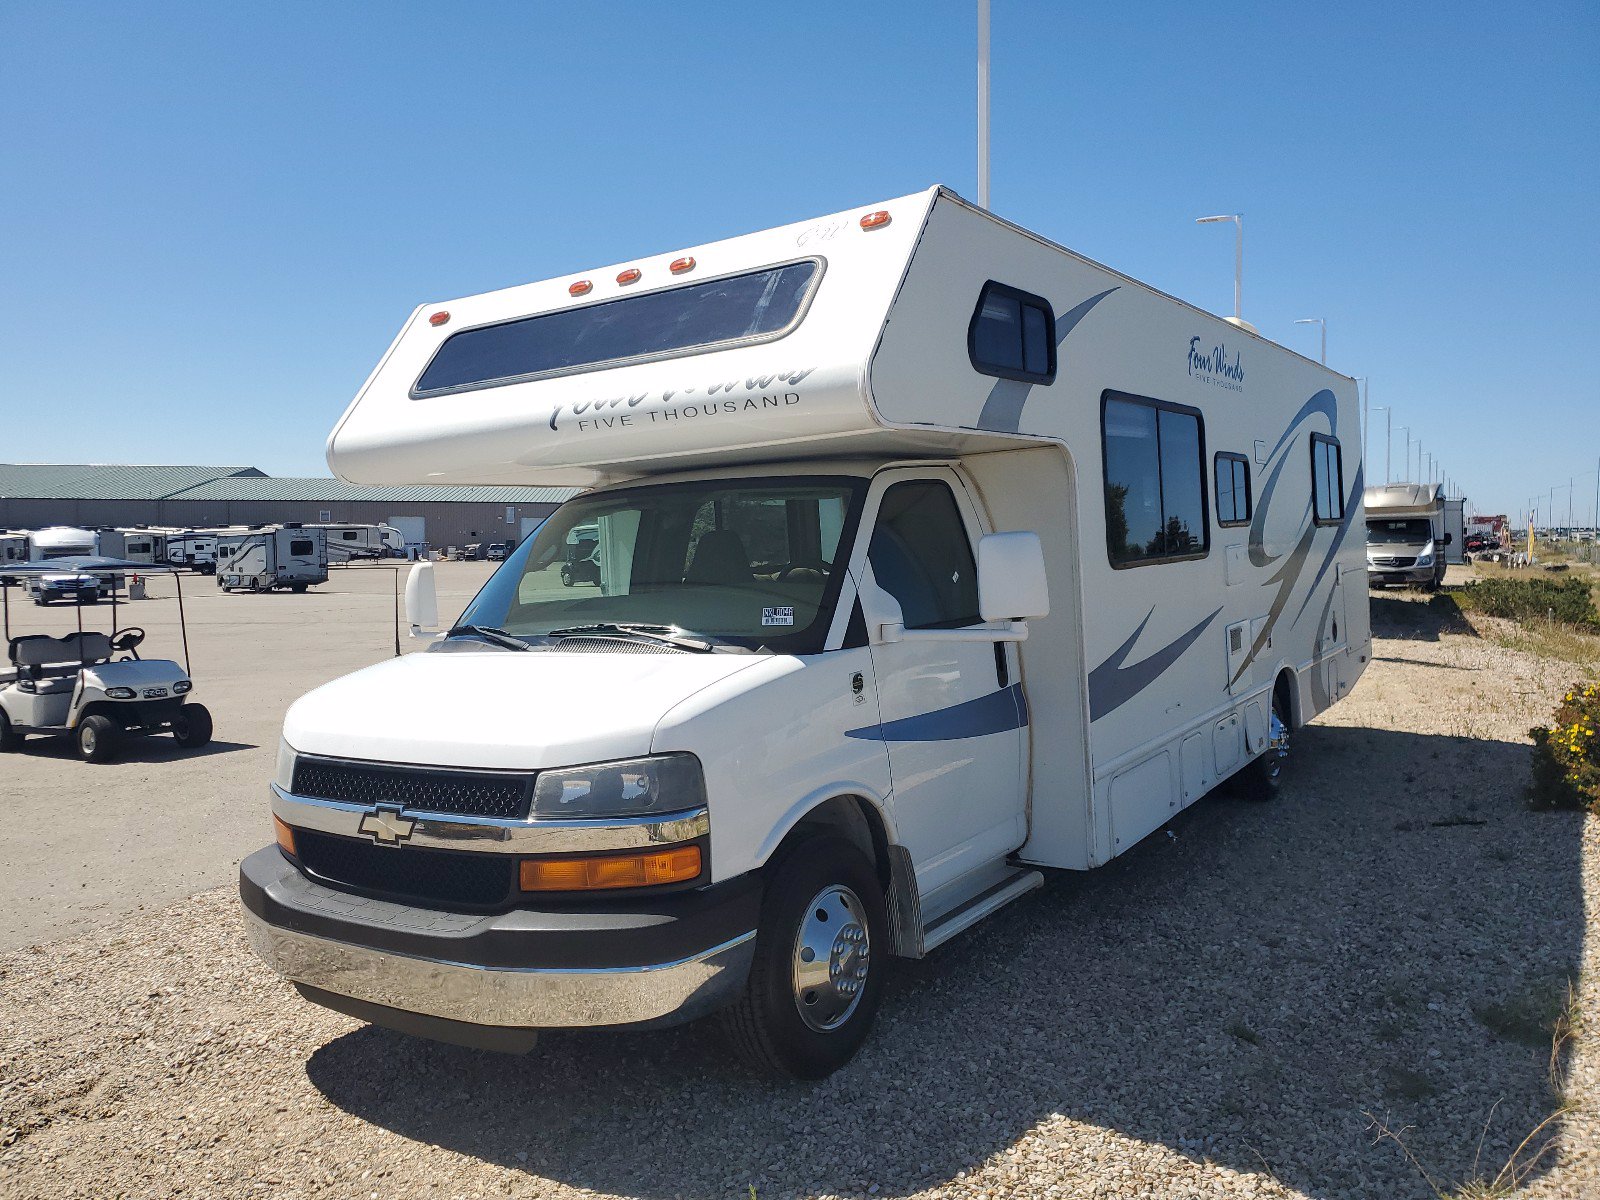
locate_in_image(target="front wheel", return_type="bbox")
[560,565,574,587]
[1239,689,1291,801]
[172,703,213,750]
[721,835,888,1079]
[77,715,121,763]
[0,708,20,752]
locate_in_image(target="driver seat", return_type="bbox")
[684,530,752,586]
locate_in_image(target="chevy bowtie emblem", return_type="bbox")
[359,805,417,846]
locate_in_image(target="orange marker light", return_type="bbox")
[859,210,892,230]
[669,256,696,275]
[569,280,593,297]
[616,268,642,285]
[520,846,702,892]
[274,815,296,856]
[428,310,451,327]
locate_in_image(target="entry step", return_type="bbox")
[921,865,1043,954]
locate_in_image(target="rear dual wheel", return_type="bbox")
[1239,689,1291,801]
[722,835,888,1080]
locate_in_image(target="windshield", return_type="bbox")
[1367,518,1434,545]
[455,477,865,653]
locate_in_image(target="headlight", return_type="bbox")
[532,753,706,820]
[172,680,192,695]
[1416,543,1435,566]
[105,686,137,700]
[275,739,297,792]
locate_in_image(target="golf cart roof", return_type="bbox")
[0,557,176,578]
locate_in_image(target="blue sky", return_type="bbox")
[2,2,1595,522]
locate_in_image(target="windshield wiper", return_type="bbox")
[545,622,719,653]
[444,624,533,652]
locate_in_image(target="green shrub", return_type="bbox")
[1529,683,1600,811]
[1457,576,1600,629]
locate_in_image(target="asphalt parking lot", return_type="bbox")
[0,560,496,951]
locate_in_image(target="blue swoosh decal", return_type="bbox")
[1088,606,1223,722]
[976,287,1119,433]
[846,684,1028,742]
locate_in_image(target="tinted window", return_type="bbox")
[1311,435,1344,524]
[415,261,820,395]
[868,480,980,630]
[1102,392,1208,567]
[968,282,1055,384]
[290,539,314,557]
[1215,453,1252,526]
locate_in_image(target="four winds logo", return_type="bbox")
[1187,336,1245,392]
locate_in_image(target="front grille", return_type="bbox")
[291,756,533,820]
[295,830,516,909]
[1371,556,1416,568]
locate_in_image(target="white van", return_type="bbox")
[242,186,1370,1078]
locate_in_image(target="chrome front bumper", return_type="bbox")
[238,847,759,1032]
[242,909,754,1029]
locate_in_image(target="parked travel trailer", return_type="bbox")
[28,526,98,560]
[163,529,229,573]
[1365,483,1447,589]
[316,523,405,563]
[216,526,329,593]
[97,528,169,564]
[242,186,1370,1078]
[1443,497,1466,565]
[0,533,29,564]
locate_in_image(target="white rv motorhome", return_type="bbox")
[216,526,329,593]
[28,527,98,560]
[0,532,29,564]
[1365,483,1447,589]
[163,528,231,573]
[241,186,1370,1078]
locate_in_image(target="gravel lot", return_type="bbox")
[2,582,1596,1198]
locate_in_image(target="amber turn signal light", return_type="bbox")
[569,280,593,296]
[428,310,450,327]
[519,846,701,892]
[274,815,296,856]
[616,268,642,285]
[669,256,696,274]
[859,210,891,230]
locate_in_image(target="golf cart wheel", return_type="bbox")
[1239,687,1291,801]
[560,565,573,587]
[77,715,121,764]
[0,709,20,752]
[721,834,888,1080]
[172,703,213,750]
[290,583,308,594]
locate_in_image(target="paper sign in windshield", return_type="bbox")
[762,607,795,627]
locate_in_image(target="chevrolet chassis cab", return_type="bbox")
[242,187,1370,1078]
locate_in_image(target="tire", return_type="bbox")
[0,708,20,752]
[290,583,308,594]
[172,703,213,750]
[77,715,121,764]
[560,566,573,587]
[721,835,888,1080]
[1238,687,1291,802]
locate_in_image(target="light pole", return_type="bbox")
[977,0,990,210]
[1372,406,1391,484]
[1355,377,1369,466]
[1196,213,1244,323]
[1294,318,1327,365]
[1401,427,1411,483]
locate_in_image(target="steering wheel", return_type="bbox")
[111,628,146,654]
[776,558,832,581]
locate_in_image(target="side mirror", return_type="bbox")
[1443,532,1453,545]
[978,532,1049,621]
[404,561,439,636]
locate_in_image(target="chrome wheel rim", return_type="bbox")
[791,884,871,1033]
[1264,706,1290,781]
[81,727,96,754]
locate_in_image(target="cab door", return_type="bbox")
[852,468,1027,896]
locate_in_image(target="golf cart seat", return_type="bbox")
[9,632,113,671]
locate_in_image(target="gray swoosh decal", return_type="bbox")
[976,287,1119,433]
[1247,389,1339,567]
[1089,605,1223,721]
[1230,519,1317,686]
[1291,461,1365,628]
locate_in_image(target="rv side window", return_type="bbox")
[1101,392,1209,568]
[1311,434,1344,525]
[342,531,359,541]
[413,260,822,396]
[967,282,1055,384]
[1214,452,1252,526]
[290,539,315,556]
[868,480,981,630]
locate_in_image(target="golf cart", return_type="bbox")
[0,561,212,763]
